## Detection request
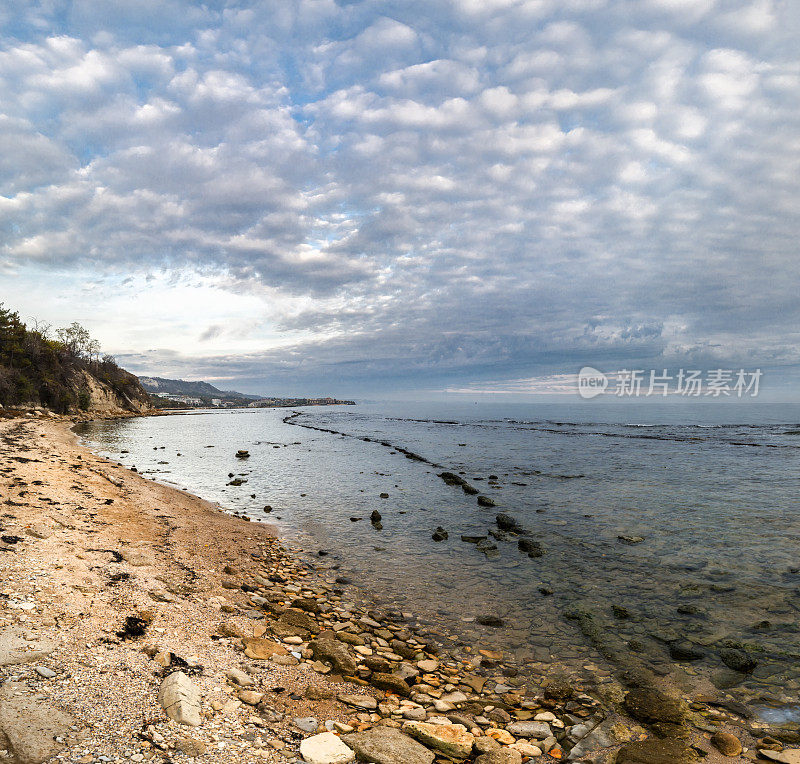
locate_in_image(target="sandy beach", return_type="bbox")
[0,412,781,763]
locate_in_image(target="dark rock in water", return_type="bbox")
[669,641,705,662]
[438,471,478,494]
[461,483,479,495]
[710,731,743,757]
[623,688,686,726]
[461,535,487,543]
[618,535,645,544]
[538,586,553,596]
[236,450,250,458]
[719,647,758,673]
[676,604,701,616]
[432,527,448,542]
[227,478,246,486]
[380,492,389,498]
[496,514,525,533]
[350,517,362,522]
[317,549,329,556]
[615,738,698,764]
[477,495,496,507]
[371,510,382,523]
[477,614,504,627]
[542,674,573,701]
[518,538,543,557]
[263,505,272,512]
[612,604,631,619]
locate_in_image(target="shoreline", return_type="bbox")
[0,413,778,763]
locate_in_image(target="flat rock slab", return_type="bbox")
[506,720,551,738]
[615,738,698,764]
[299,732,355,764]
[0,684,74,764]
[0,630,55,667]
[243,638,288,660]
[759,751,800,764]
[403,721,475,758]
[342,727,435,764]
[158,671,202,726]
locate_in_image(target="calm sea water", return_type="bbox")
[76,399,800,714]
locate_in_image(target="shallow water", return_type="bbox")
[76,399,800,713]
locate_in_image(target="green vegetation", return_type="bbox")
[0,304,148,413]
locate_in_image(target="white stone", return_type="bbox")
[299,732,355,764]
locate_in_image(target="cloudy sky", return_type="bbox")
[1,0,798,398]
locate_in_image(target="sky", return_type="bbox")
[1,0,798,399]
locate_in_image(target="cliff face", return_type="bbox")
[0,304,153,415]
[74,368,152,415]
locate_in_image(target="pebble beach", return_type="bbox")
[1,411,797,764]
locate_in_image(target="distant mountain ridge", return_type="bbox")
[138,376,260,400]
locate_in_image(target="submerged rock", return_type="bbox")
[432,527,448,542]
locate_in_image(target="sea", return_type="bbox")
[75,398,800,721]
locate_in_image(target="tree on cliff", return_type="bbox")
[0,304,149,413]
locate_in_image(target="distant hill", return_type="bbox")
[0,304,151,415]
[138,376,260,400]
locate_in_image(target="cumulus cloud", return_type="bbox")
[0,0,798,393]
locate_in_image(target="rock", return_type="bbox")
[719,647,758,673]
[299,732,355,764]
[25,525,52,539]
[623,688,686,726]
[236,450,250,458]
[496,514,524,533]
[432,527,448,542]
[226,667,253,687]
[758,751,800,764]
[710,731,743,757]
[507,720,551,738]
[618,535,645,544]
[294,716,319,732]
[475,750,523,764]
[0,684,75,764]
[279,607,319,633]
[175,738,207,757]
[477,614,504,627]
[238,690,264,705]
[0,631,54,667]
[342,726,435,764]
[615,738,698,763]
[158,671,202,726]
[403,721,475,758]
[477,496,496,507]
[669,641,704,662]
[371,510,383,523]
[518,538,543,557]
[370,672,412,696]
[417,659,439,672]
[243,638,288,660]
[338,694,378,710]
[34,666,57,679]
[309,638,358,675]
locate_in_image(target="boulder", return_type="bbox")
[506,720,551,738]
[370,672,412,696]
[710,731,743,757]
[243,638,288,660]
[403,721,475,758]
[0,684,75,764]
[342,726,435,764]
[299,732,355,764]
[158,671,202,726]
[309,638,358,675]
